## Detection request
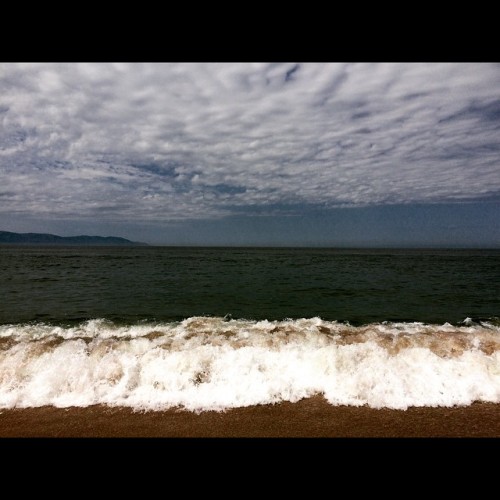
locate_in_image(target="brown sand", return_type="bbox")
[1,396,499,437]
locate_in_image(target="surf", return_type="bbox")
[0,316,499,411]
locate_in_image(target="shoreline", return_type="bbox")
[1,397,499,437]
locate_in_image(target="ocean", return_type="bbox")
[0,246,499,411]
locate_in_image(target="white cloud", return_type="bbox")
[0,62,499,222]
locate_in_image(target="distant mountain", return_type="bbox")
[0,231,148,246]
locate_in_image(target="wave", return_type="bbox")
[1,316,499,411]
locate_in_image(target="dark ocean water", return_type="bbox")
[1,246,499,410]
[0,246,498,326]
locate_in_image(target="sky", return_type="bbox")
[0,62,499,247]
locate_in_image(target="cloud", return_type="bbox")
[0,62,499,223]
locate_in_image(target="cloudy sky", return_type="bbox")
[0,62,499,246]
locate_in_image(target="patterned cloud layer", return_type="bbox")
[1,63,499,223]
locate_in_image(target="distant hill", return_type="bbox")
[0,231,148,246]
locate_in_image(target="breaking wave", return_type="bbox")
[1,316,499,411]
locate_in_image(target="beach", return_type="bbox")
[1,396,499,438]
[1,249,499,439]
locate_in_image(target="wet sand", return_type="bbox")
[1,396,499,437]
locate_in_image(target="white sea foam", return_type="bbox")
[0,317,499,411]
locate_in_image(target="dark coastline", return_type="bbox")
[0,230,147,246]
